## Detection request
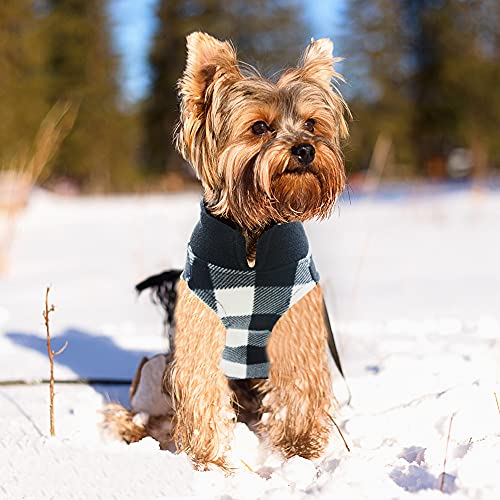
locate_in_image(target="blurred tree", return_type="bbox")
[409,0,500,177]
[341,0,415,176]
[43,0,139,190]
[342,0,500,178]
[0,1,48,159]
[432,0,500,178]
[143,0,307,175]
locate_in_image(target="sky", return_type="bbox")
[108,0,346,103]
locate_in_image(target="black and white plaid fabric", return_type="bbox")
[182,203,320,380]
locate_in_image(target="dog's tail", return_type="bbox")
[135,270,182,328]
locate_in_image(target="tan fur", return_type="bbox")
[260,284,335,459]
[102,353,175,450]
[101,403,149,444]
[101,403,173,449]
[166,278,236,470]
[229,379,265,428]
[167,283,335,465]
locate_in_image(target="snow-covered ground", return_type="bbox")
[1,185,499,499]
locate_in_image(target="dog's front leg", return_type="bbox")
[261,284,335,460]
[166,279,235,469]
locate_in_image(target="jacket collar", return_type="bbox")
[188,201,310,271]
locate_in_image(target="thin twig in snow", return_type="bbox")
[240,459,254,472]
[440,413,455,493]
[494,392,500,415]
[43,286,68,436]
[328,414,350,452]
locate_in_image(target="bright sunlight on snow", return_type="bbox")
[1,185,499,499]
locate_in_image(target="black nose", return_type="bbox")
[291,143,315,164]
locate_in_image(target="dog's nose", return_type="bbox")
[291,143,315,164]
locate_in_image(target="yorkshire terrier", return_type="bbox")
[167,32,348,469]
[104,31,349,470]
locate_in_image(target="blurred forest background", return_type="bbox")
[1,0,499,193]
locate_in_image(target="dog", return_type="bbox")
[165,32,349,470]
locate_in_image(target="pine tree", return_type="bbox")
[43,0,139,190]
[143,0,307,175]
[342,0,500,177]
[342,0,416,175]
[0,1,48,159]
[142,1,184,176]
[431,0,500,177]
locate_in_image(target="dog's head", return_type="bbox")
[176,32,349,230]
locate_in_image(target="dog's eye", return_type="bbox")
[251,121,270,136]
[305,118,315,133]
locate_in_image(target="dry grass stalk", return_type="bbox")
[3,100,78,190]
[364,133,392,193]
[495,392,500,415]
[328,413,350,452]
[240,459,254,472]
[0,100,78,275]
[43,286,68,436]
[440,413,455,492]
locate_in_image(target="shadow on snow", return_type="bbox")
[6,328,162,406]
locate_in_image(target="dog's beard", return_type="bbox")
[206,137,345,230]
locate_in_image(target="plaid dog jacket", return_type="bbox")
[182,203,320,380]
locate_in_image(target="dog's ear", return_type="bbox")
[297,38,342,90]
[176,32,242,187]
[179,32,242,111]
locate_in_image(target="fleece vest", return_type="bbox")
[182,203,319,379]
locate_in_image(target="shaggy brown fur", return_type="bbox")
[101,353,265,455]
[166,32,349,469]
[260,284,336,459]
[102,353,176,450]
[101,403,174,450]
[176,32,348,233]
[166,278,236,470]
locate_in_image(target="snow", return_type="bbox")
[1,185,499,499]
